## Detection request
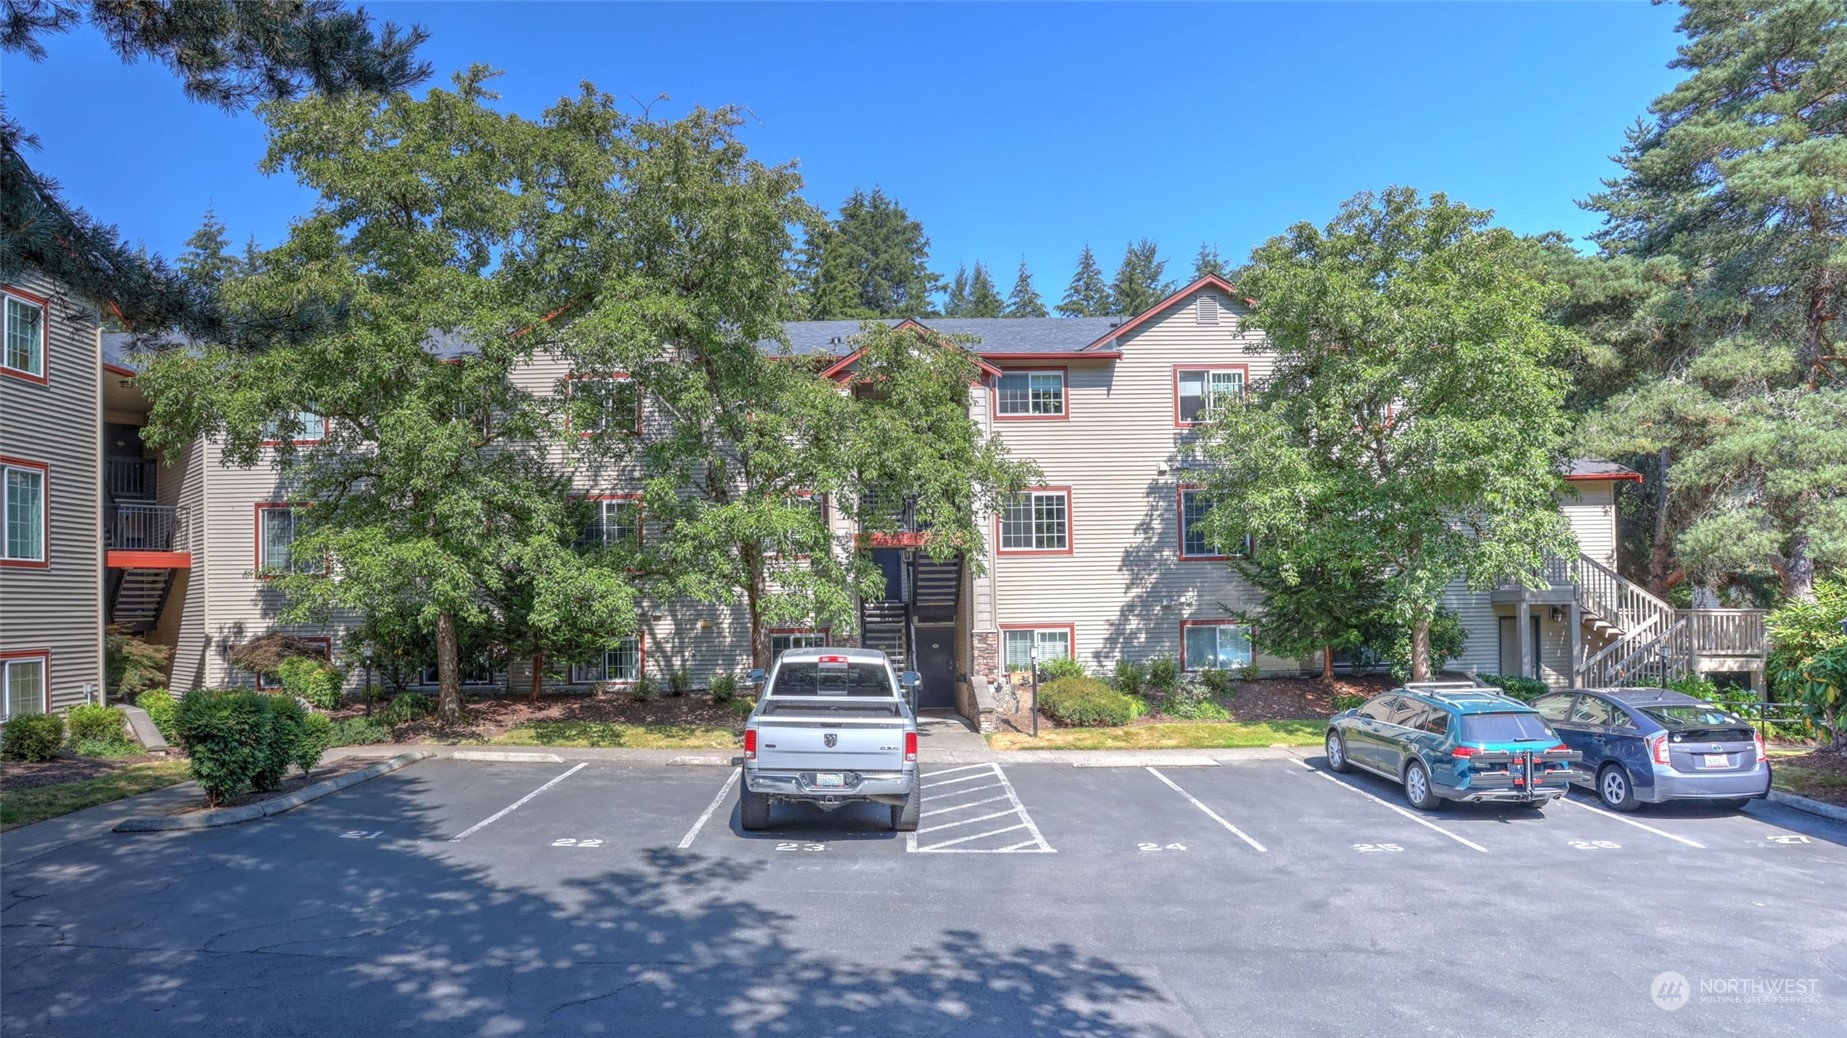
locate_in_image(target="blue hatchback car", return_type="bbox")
[1531,688,1770,812]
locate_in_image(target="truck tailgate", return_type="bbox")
[755,713,908,774]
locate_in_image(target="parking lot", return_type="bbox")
[4,753,1845,1037]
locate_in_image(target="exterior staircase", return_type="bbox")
[912,557,961,624]
[860,600,911,671]
[108,567,174,632]
[1563,555,1767,688]
[104,456,183,634]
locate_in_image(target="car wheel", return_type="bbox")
[1711,797,1751,812]
[1597,764,1639,813]
[891,783,921,832]
[1403,760,1439,811]
[739,790,772,831]
[1325,731,1352,773]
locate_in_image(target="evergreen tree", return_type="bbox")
[1004,259,1047,317]
[943,264,972,317]
[1056,243,1111,317]
[966,261,1005,317]
[1192,242,1228,281]
[1109,237,1170,316]
[1580,0,1847,602]
[177,208,242,288]
[799,187,940,318]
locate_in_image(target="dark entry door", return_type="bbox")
[912,623,956,710]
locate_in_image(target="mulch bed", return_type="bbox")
[0,750,170,793]
[1773,748,1847,808]
[382,691,746,743]
[992,674,1396,735]
[164,756,379,815]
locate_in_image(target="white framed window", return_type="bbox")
[770,629,828,658]
[588,498,642,546]
[995,370,1066,417]
[998,489,1069,553]
[2,459,46,565]
[1179,486,1248,560]
[261,410,326,444]
[1175,367,1245,425]
[570,375,640,435]
[420,655,498,687]
[256,504,317,575]
[573,635,643,684]
[2,653,47,719]
[1002,627,1073,672]
[3,290,46,381]
[1182,621,1253,671]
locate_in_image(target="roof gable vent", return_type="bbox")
[1196,294,1219,326]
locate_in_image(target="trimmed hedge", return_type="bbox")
[1478,673,1549,702]
[137,689,178,744]
[1037,677,1146,727]
[177,690,319,806]
[328,716,391,746]
[2,713,64,762]
[1041,657,1088,681]
[279,656,345,710]
[295,712,333,774]
[68,704,128,744]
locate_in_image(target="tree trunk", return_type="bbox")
[1321,645,1336,681]
[1647,447,1672,598]
[1409,616,1433,683]
[530,649,544,704]
[436,610,461,726]
[744,558,769,671]
[1782,528,1817,603]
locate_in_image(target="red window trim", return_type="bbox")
[1176,484,1247,562]
[254,502,323,578]
[582,492,645,548]
[0,455,50,569]
[564,372,642,437]
[995,486,1074,556]
[0,285,50,386]
[1180,618,1254,672]
[990,367,1070,422]
[1172,364,1250,429]
[259,410,329,447]
[998,624,1078,670]
[254,636,332,690]
[571,631,646,685]
[0,648,52,716]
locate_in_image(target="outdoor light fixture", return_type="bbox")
[1549,606,1566,623]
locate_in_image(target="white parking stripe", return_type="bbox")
[1291,759,1489,853]
[925,763,993,778]
[908,763,1055,854]
[916,808,1021,834]
[1147,768,1267,853]
[921,793,1012,818]
[1562,794,1706,848]
[923,782,1004,799]
[924,771,1001,789]
[927,823,1028,849]
[677,767,742,849]
[449,762,586,842]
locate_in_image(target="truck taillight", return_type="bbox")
[1650,731,1670,765]
[744,728,757,761]
[1754,730,1767,763]
[904,731,918,763]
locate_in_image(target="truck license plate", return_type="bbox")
[1702,754,1728,768]
[815,772,844,788]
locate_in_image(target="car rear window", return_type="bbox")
[1459,712,1556,743]
[1641,705,1744,727]
[768,660,894,697]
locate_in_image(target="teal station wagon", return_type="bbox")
[1326,683,1582,810]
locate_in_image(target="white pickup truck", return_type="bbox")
[740,647,922,832]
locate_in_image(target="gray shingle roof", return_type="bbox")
[776,317,1126,359]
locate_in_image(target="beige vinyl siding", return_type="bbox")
[167,438,212,689]
[986,292,1291,672]
[1441,578,1501,678]
[0,270,103,712]
[1562,482,1617,568]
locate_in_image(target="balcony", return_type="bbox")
[105,456,156,500]
[105,503,191,569]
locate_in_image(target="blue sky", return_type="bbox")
[8,1,1686,298]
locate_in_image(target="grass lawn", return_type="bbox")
[988,719,1325,751]
[490,721,740,750]
[0,760,193,830]
[1772,764,1847,804]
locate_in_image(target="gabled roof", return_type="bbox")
[818,319,1004,381]
[1081,274,1251,351]
[780,316,1126,363]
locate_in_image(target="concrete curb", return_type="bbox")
[450,750,564,763]
[1767,788,1847,824]
[112,751,432,832]
[668,755,740,767]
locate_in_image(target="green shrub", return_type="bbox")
[1112,659,1147,696]
[72,737,141,759]
[709,673,739,703]
[328,716,391,746]
[67,704,127,744]
[1198,669,1236,697]
[1147,656,1181,694]
[2,713,64,762]
[279,655,345,710]
[1037,677,1146,727]
[1332,693,1368,713]
[1041,656,1088,681]
[294,712,333,775]
[382,693,433,726]
[630,676,657,703]
[253,695,307,791]
[1166,699,1232,721]
[1477,673,1549,702]
[105,625,172,699]
[668,670,691,696]
[137,689,178,744]
[178,689,269,805]
[727,696,755,719]
[1160,676,1222,718]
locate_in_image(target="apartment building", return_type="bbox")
[79,275,1767,726]
[0,271,105,718]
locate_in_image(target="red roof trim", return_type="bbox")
[977,350,1122,362]
[103,362,136,378]
[820,319,1004,382]
[1081,274,1250,351]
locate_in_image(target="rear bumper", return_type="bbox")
[745,768,915,804]
[1440,776,1569,804]
[1636,764,1771,803]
